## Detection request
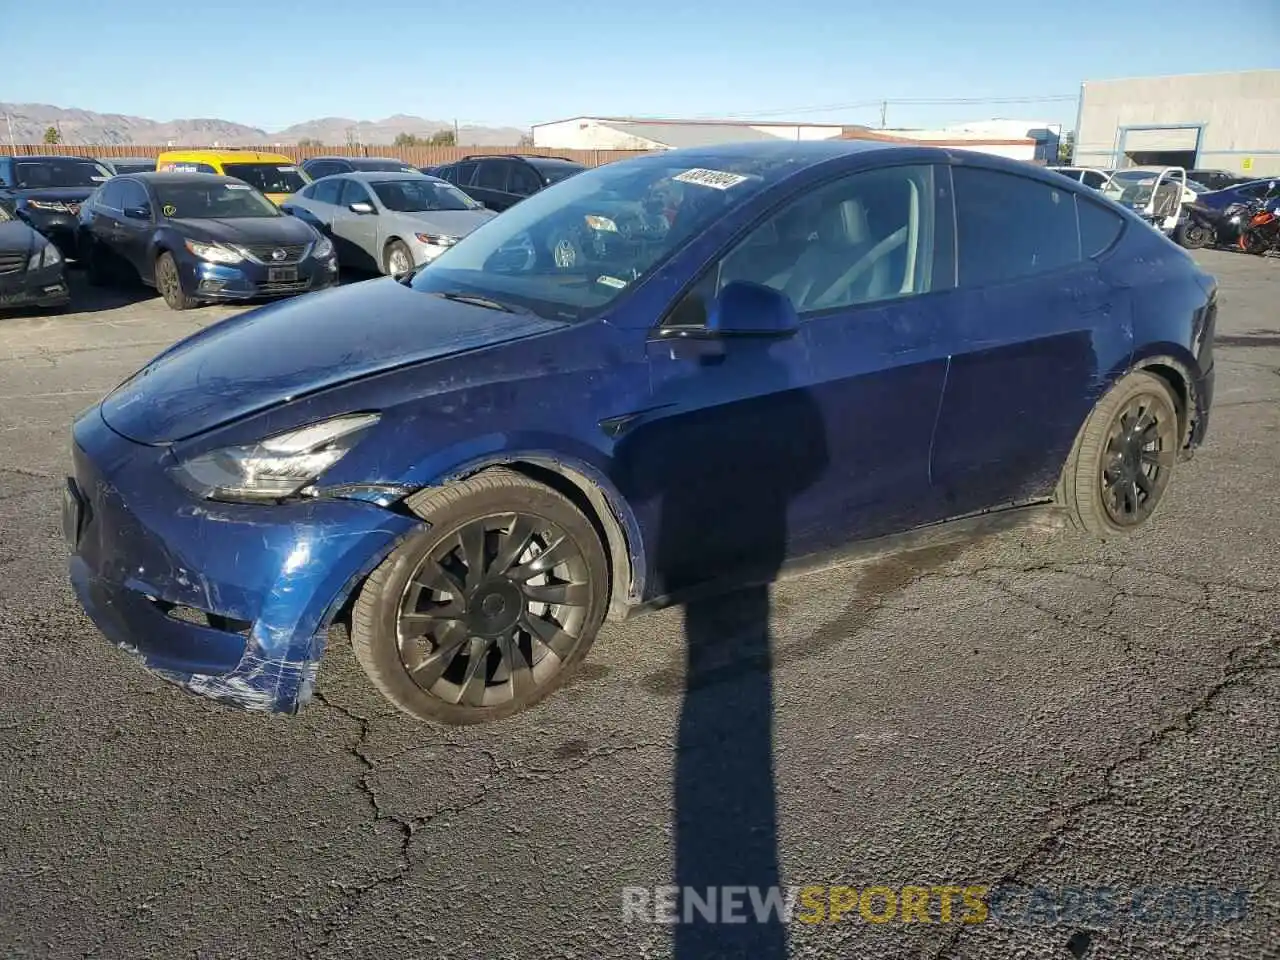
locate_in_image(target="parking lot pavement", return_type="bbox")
[1,253,1277,960]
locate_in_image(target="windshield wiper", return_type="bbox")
[430,291,518,313]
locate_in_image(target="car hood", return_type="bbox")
[166,216,316,246]
[0,219,39,255]
[99,277,564,444]
[14,186,98,204]
[395,208,497,237]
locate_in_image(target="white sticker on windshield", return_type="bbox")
[673,168,750,190]
[226,183,252,190]
[90,176,108,182]
[597,275,628,289]
[278,166,297,172]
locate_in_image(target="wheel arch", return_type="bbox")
[442,455,642,622]
[1129,351,1198,453]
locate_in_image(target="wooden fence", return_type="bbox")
[5,143,656,167]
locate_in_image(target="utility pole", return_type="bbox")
[880,100,887,128]
[5,113,15,152]
[454,118,459,144]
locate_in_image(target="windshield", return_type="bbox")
[154,181,281,219]
[409,155,775,321]
[1103,170,1183,201]
[13,158,111,189]
[221,162,308,195]
[372,178,480,212]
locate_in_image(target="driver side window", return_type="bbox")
[715,165,936,317]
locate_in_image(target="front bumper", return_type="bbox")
[0,263,70,309]
[185,255,340,302]
[65,408,422,713]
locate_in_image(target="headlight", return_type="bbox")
[185,239,244,264]
[169,413,381,503]
[312,235,334,259]
[28,242,62,270]
[415,233,459,247]
[26,199,69,212]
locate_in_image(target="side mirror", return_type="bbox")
[708,281,800,338]
[657,281,799,360]
[123,205,151,220]
[349,201,375,214]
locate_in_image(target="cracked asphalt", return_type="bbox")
[1,250,1277,960]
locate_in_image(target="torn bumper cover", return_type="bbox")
[65,408,422,713]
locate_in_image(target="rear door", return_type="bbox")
[928,163,1134,517]
[471,159,515,210]
[114,179,154,273]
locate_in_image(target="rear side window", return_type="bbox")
[474,160,509,191]
[1077,197,1125,258]
[312,178,343,205]
[953,166,1078,287]
[451,161,478,186]
[508,162,542,196]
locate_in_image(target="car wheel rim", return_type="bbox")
[553,237,577,268]
[158,261,178,302]
[1099,394,1177,527]
[396,512,592,707]
[389,248,411,275]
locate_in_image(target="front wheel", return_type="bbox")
[155,252,198,310]
[1057,371,1181,538]
[1176,220,1213,250]
[349,468,610,724]
[383,239,414,277]
[1238,228,1270,255]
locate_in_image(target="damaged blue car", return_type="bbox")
[65,140,1217,724]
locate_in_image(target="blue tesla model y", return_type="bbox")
[64,141,1217,723]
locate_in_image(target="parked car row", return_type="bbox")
[0,148,591,314]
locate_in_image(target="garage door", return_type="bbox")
[1123,127,1199,151]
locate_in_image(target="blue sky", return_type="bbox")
[1,0,1276,132]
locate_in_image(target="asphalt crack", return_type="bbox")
[925,565,1277,959]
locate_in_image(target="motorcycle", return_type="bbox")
[1238,201,1280,256]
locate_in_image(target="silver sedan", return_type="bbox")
[280,171,497,275]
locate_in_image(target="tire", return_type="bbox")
[155,252,197,310]
[1175,221,1213,250]
[383,239,414,277]
[1057,370,1181,539]
[349,467,610,724]
[1238,228,1270,255]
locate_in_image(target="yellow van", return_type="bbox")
[154,150,310,205]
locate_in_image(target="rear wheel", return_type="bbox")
[155,252,197,310]
[1239,228,1270,255]
[349,468,610,724]
[1058,371,1181,538]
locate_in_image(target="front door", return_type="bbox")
[331,178,380,271]
[929,164,1135,517]
[612,163,950,595]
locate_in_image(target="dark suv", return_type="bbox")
[0,155,111,256]
[301,156,420,180]
[433,154,586,211]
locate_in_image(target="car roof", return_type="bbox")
[335,170,446,183]
[128,172,252,188]
[7,154,100,162]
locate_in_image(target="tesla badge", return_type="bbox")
[271,249,286,261]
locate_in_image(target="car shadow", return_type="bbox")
[612,344,828,958]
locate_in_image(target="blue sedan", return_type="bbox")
[64,141,1217,723]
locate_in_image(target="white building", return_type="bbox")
[1073,69,1280,175]
[533,115,1058,163]
[532,117,847,151]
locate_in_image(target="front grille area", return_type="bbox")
[0,251,26,276]
[241,243,308,265]
[256,279,312,296]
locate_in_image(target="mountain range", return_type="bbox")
[0,103,529,147]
